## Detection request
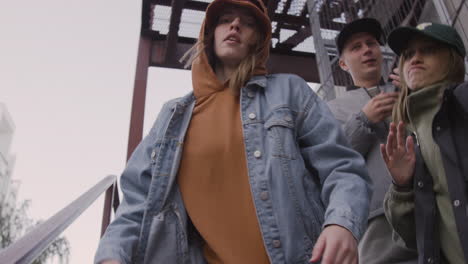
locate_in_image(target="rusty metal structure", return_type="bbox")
[126,0,435,156]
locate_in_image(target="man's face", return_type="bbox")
[339,32,383,83]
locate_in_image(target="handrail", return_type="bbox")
[0,175,119,264]
[101,177,120,237]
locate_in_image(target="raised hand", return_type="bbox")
[380,121,415,187]
[310,225,358,264]
[362,92,399,123]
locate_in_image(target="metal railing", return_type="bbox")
[0,175,120,264]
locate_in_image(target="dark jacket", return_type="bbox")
[391,82,468,264]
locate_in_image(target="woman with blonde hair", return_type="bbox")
[381,23,468,263]
[94,0,371,264]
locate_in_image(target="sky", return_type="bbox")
[1,1,192,263]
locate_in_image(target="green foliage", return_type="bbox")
[0,200,70,264]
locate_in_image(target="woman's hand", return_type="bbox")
[380,121,415,187]
[310,225,358,264]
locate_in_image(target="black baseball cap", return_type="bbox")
[388,22,466,57]
[335,18,384,55]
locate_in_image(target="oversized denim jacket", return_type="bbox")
[95,74,372,264]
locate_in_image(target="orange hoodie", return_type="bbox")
[177,0,271,263]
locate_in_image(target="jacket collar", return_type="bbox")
[245,75,267,88]
[346,78,386,91]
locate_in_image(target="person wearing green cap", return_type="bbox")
[381,22,468,264]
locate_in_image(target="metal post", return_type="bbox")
[127,36,152,161]
[433,0,451,24]
[307,0,336,101]
[100,182,117,237]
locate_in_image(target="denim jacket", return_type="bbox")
[95,74,372,264]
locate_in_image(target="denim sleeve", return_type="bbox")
[297,88,372,240]
[94,103,172,264]
[342,111,377,155]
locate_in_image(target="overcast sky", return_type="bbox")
[1,1,192,263]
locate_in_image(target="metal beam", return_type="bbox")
[150,40,320,82]
[164,0,187,65]
[451,0,467,26]
[307,0,336,100]
[101,180,119,237]
[433,0,451,24]
[276,26,311,49]
[266,52,320,82]
[267,0,280,21]
[273,0,294,39]
[154,0,207,11]
[127,36,152,160]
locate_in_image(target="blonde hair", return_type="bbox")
[392,46,466,123]
[180,24,264,92]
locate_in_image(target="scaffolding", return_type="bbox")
[126,0,468,155]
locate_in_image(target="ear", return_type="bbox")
[339,57,349,72]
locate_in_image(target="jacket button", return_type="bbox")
[254,150,262,158]
[454,200,461,207]
[427,257,433,263]
[417,181,424,188]
[284,116,292,122]
[151,150,156,159]
[248,113,257,120]
[260,191,269,201]
[247,91,255,98]
[436,126,441,131]
[272,239,281,248]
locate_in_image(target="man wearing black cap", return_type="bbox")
[327,18,418,264]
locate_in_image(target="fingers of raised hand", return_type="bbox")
[387,123,397,157]
[406,135,415,161]
[380,143,390,164]
[396,121,406,150]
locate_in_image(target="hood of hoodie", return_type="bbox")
[191,0,272,98]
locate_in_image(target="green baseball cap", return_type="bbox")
[388,22,466,57]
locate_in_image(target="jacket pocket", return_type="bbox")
[264,108,297,160]
[143,209,183,264]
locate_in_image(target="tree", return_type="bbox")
[0,199,70,264]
